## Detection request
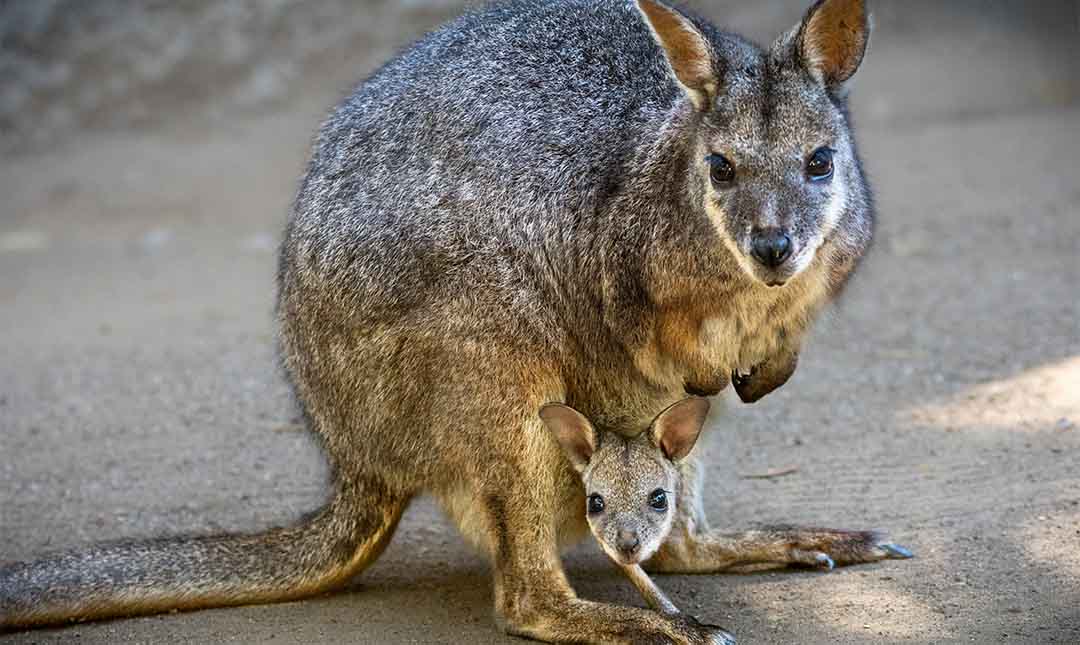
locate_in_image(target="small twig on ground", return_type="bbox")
[740,465,799,480]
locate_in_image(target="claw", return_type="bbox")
[815,552,835,570]
[879,542,913,559]
[707,629,737,645]
[692,618,736,645]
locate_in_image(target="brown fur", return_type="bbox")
[636,0,718,107]
[799,0,870,86]
[1,1,906,642]
[542,399,708,618]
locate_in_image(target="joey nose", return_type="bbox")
[616,529,640,556]
[750,229,793,267]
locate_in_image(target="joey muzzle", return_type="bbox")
[616,529,641,557]
[731,349,799,403]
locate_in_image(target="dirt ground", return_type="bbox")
[1,1,1078,643]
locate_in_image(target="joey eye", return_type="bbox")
[707,154,736,187]
[587,493,605,515]
[806,147,834,181]
[648,489,668,512]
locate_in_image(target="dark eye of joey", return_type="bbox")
[707,154,735,187]
[806,147,834,181]
[587,493,605,515]
[648,489,668,512]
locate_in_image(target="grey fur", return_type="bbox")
[2,2,898,642]
[542,397,711,617]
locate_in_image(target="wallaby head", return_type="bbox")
[540,398,710,566]
[637,0,873,288]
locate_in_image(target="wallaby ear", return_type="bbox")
[795,0,870,89]
[539,403,597,472]
[635,0,717,110]
[650,397,710,462]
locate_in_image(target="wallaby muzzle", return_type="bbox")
[750,228,794,268]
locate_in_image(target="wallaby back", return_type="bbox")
[3,1,880,640]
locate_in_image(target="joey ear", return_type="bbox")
[539,403,597,472]
[794,0,870,90]
[650,397,710,462]
[635,0,718,110]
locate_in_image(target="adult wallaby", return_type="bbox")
[541,397,713,619]
[2,0,913,642]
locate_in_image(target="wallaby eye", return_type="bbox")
[806,147,834,181]
[587,493,605,515]
[648,489,668,512]
[707,154,736,187]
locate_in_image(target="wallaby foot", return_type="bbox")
[500,591,734,645]
[647,525,912,574]
[647,456,912,574]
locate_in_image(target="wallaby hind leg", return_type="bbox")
[463,423,733,645]
[646,457,912,574]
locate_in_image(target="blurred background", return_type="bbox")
[0,0,1076,153]
[1,2,1078,644]
[0,0,453,153]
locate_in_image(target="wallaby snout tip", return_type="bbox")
[615,529,641,556]
[750,228,794,268]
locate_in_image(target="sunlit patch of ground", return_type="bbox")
[905,356,1080,433]
[772,574,945,641]
[0,230,50,252]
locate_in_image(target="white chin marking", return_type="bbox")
[705,200,756,280]
[788,247,817,277]
[803,173,850,265]
[720,227,759,280]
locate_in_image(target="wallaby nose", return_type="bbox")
[616,529,640,556]
[750,229,793,268]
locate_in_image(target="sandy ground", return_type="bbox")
[1,1,1079,643]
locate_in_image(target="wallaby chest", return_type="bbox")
[621,262,831,419]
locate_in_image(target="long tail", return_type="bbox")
[0,478,408,630]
